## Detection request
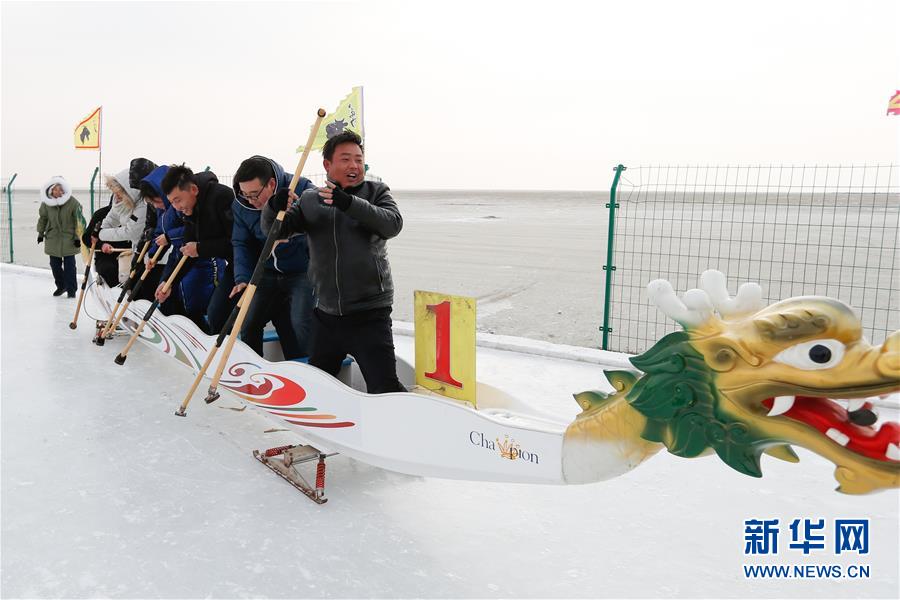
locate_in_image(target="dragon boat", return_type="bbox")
[84,270,900,499]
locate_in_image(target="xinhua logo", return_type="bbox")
[744,518,869,555]
[742,517,871,580]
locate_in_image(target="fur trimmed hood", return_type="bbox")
[107,169,142,206]
[40,176,73,207]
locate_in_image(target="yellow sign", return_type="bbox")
[888,90,900,116]
[414,290,476,406]
[296,87,363,153]
[74,107,101,150]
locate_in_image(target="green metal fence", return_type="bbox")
[601,164,900,353]
[89,167,99,214]
[6,164,895,354]
[2,173,17,263]
[0,168,329,267]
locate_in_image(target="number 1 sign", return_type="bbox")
[413,290,477,406]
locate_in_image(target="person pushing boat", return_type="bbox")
[262,131,405,394]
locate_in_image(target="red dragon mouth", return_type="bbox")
[761,396,900,463]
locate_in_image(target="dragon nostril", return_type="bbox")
[847,408,878,427]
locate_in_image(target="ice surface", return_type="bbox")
[2,266,898,599]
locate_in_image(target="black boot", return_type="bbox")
[53,288,65,297]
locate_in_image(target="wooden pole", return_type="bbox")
[289,108,327,191]
[105,244,168,337]
[196,108,327,408]
[69,240,97,329]
[113,254,189,365]
[99,240,151,340]
[174,292,246,417]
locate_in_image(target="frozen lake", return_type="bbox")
[2,187,896,353]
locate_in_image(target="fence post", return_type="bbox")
[6,173,17,263]
[89,166,99,214]
[600,164,626,350]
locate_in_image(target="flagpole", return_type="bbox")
[360,86,365,141]
[97,106,103,209]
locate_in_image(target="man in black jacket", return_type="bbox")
[157,165,236,334]
[262,131,405,394]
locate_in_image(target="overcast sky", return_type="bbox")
[2,0,898,189]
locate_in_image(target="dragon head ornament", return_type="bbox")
[631,270,900,493]
[567,270,899,494]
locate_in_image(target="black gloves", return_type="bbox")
[268,188,295,239]
[330,186,352,211]
[73,238,81,249]
[271,187,290,212]
[37,235,44,244]
[271,185,351,211]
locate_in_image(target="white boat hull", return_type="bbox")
[85,282,574,484]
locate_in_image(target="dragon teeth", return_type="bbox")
[768,396,795,417]
[887,444,900,461]
[826,428,850,446]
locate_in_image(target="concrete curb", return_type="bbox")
[391,320,633,368]
[1,263,54,279]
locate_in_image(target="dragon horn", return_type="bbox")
[647,279,713,328]
[700,270,764,318]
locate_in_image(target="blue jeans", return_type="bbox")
[161,256,218,333]
[49,255,77,295]
[240,270,313,359]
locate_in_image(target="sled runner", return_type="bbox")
[253,444,334,504]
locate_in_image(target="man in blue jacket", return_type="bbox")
[140,165,218,330]
[231,156,315,359]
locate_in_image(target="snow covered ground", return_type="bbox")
[2,265,898,599]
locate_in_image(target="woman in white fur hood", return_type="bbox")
[97,169,147,249]
[92,169,148,285]
[36,176,85,297]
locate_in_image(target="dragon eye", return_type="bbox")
[772,339,845,370]
[808,344,831,363]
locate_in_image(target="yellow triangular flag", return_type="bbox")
[74,107,101,150]
[297,87,363,152]
[888,91,900,116]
